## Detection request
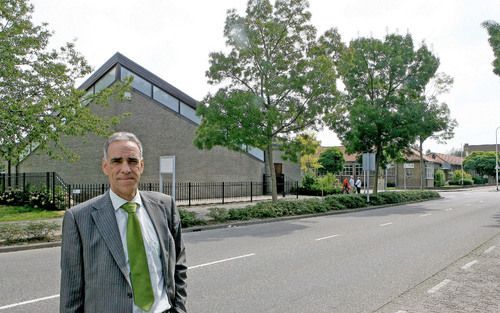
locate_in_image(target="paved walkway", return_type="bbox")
[375,231,500,313]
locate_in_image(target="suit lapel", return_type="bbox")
[91,192,131,286]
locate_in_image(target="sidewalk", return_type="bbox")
[375,231,500,313]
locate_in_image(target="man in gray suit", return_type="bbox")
[60,132,187,313]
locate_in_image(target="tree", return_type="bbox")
[194,0,339,200]
[325,33,440,193]
[412,73,457,189]
[0,0,128,174]
[482,20,500,77]
[318,147,344,175]
[464,152,499,177]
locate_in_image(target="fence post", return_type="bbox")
[250,182,253,202]
[67,184,72,210]
[222,182,225,204]
[296,181,299,199]
[52,172,56,205]
[101,184,105,194]
[46,172,50,194]
[23,173,26,191]
[1,173,4,193]
[282,177,286,198]
[188,182,191,207]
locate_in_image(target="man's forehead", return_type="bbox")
[107,141,141,156]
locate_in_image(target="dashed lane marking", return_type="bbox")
[484,246,496,254]
[461,260,478,270]
[315,234,339,241]
[427,279,451,294]
[188,253,255,270]
[0,294,59,311]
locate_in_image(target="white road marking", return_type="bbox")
[445,208,453,211]
[315,234,339,241]
[188,253,255,270]
[0,294,59,311]
[427,279,451,294]
[419,213,432,217]
[461,260,478,270]
[380,222,393,227]
[484,246,496,254]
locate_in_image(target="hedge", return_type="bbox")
[203,190,440,224]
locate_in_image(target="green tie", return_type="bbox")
[121,202,154,311]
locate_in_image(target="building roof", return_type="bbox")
[464,144,497,153]
[427,152,464,166]
[79,52,198,110]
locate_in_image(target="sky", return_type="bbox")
[30,0,500,154]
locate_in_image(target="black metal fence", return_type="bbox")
[1,172,298,209]
[0,172,68,210]
[69,180,298,207]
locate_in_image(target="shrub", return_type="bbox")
[434,169,446,187]
[207,207,230,222]
[334,194,367,209]
[179,209,206,227]
[0,221,59,245]
[472,176,487,184]
[0,189,65,211]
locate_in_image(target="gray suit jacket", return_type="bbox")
[60,191,187,313]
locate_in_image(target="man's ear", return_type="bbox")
[102,159,109,176]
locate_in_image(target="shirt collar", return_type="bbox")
[109,189,143,212]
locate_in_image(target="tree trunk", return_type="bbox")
[265,144,278,201]
[419,137,425,190]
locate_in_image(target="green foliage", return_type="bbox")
[482,20,500,77]
[194,0,340,200]
[207,207,230,222]
[301,172,317,190]
[318,147,345,174]
[0,190,65,211]
[0,221,59,245]
[210,190,440,222]
[449,170,473,185]
[0,0,129,164]
[179,209,206,228]
[325,32,443,193]
[434,169,446,187]
[0,204,62,222]
[313,173,340,195]
[463,151,498,177]
[472,176,488,184]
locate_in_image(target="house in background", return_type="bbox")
[427,153,463,180]
[17,52,301,185]
[328,146,440,189]
[464,143,497,156]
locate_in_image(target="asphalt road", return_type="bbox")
[0,187,498,313]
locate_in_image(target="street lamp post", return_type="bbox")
[496,127,499,191]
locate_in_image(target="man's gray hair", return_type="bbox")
[103,132,143,160]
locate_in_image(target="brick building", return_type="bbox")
[17,53,301,184]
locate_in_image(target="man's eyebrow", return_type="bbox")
[110,157,123,162]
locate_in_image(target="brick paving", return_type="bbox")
[375,231,500,313]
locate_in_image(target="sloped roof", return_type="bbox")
[427,152,464,166]
[79,52,198,110]
[404,147,436,162]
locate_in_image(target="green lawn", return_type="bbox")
[0,205,64,222]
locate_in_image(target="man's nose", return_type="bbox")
[120,162,132,173]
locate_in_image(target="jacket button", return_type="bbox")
[127,292,133,298]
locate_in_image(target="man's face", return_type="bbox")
[102,140,144,201]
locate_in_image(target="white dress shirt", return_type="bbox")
[110,189,171,313]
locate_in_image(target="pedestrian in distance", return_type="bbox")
[349,175,355,194]
[60,132,187,313]
[342,177,350,194]
[355,177,362,194]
